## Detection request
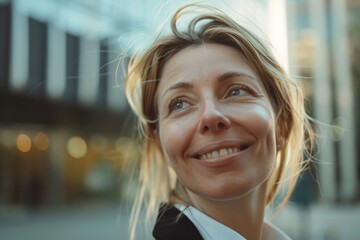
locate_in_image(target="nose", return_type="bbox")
[198,100,231,134]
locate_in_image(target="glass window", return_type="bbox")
[65,33,80,102]
[0,3,11,90]
[97,41,108,108]
[28,17,47,97]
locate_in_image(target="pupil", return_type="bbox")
[231,89,239,96]
[175,102,182,109]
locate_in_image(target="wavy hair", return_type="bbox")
[125,4,314,239]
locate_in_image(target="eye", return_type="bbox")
[225,84,251,98]
[169,97,190,112]
[228,88,245,97]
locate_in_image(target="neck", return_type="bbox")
[187,183,267,240]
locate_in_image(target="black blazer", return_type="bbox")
[152,205,204,240]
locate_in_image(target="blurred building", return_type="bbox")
[0,0,139,208]
[286,0,359,204]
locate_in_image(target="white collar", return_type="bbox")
[175,205,291,240]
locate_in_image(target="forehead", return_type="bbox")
[161,43,254,80]
[157,43,264,94]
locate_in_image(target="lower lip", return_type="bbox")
[195,148,249,168]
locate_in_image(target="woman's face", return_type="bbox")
[155,43,280,201]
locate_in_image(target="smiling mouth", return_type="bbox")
[194,144,250,160]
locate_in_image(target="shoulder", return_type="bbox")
[152,204,204,240]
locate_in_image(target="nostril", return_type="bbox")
[199,114,230,133]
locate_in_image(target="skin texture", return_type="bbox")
[155,43,283,239]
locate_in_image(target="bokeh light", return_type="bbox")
[16,133,32,153]
[34,132,49,151]
[67,136,87,158]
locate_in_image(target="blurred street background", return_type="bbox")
[0,0,359,239]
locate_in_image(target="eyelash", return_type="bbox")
[225,84,254,98]
[167,84,256,113]
[168,97,188,113]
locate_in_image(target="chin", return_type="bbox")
[189,179,264,202]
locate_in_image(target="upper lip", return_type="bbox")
[187,140,251,159]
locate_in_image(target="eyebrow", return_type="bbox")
[162,81,194,97]
[162,71,257,97]
[217,71,257,83]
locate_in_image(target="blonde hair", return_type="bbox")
[125,4,314,239]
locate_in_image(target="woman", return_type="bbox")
[125,4,314,240]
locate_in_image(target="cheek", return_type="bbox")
[235,104,275,137]
[250,107,278,170]
[232,104,277,162]
[256,109,276,144]
[158,118,194,164]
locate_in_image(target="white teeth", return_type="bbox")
[219,149,227,157]
[199,147,242,160]
[211,151,219,158]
